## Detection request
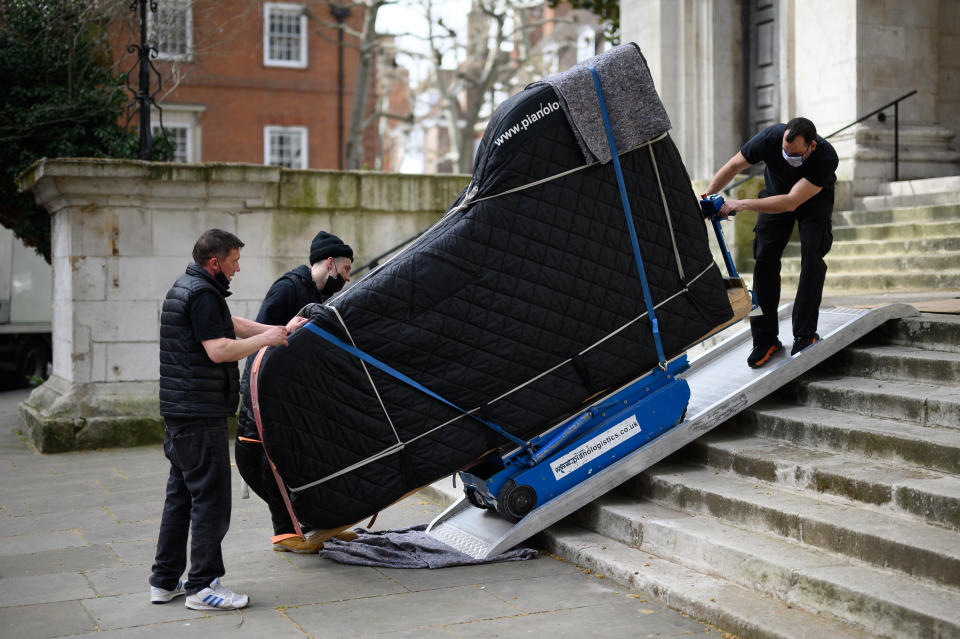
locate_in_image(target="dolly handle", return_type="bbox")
[530,411,593,464]
[700,196,740,279]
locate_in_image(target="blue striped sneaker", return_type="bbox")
[150,580,186,604]
[184,578,249,611]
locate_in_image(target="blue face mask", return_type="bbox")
[782,144,810,167]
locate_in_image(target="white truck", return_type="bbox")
[0,226,52,385]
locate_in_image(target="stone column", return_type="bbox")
[621,0,744,181]
[799,0,960,196]
[17,159,469,451]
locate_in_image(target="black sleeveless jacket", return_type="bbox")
[159,263,240,418]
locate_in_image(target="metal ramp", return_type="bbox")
[426,302,919,559]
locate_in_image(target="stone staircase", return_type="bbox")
[781,176,960,293]
[543,312,960,638]
[425,311,960,639]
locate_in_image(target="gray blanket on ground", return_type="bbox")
[318,524,538,569]
[532,42,671,165]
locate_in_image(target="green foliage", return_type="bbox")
[548,0,620,44]
[0,0,152,262]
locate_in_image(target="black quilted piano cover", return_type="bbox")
[252,44,733,529]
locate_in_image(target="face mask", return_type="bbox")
[322,269,345,297]
[214,271,230,288]
[782,147,807,167]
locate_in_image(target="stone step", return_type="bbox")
[815,343,960,384]
[829,220,960,243]
[680,431,960,530]
[424,479,889,638]
[772,374,960,430]
[854,192,960,211]
[877,175,960,197]
[539,523,878,639]
[782,235,960,258]
[730,401,960,471]
[565,497,960,638]
[837,203,960,225]
[853,176,960,211]
[781,252,960,275]
[782,271,960,293]
[866,313,960,354]
[624,462,960,589]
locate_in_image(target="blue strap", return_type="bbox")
[588,66,667,367]
[301,322,528,448]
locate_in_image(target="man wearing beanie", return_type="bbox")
[235,230,355,553]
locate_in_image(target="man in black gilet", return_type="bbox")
[149,229,306,610]
[235,231,355,554]
[703,117,838,368]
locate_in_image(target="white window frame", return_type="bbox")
[264,2,308,69]
[153,123,192,163]
[151,105,205,163]
[149,0,193,62]
[264,126,309,168]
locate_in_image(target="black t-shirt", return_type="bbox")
[190,290,232,342]
[741,123,838,197]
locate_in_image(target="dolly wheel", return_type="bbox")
[465,486,491,510]
[499,480,537,522]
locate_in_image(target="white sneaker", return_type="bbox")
[150,580,186,604]
[184,578,249,610]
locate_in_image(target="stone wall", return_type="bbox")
[18,158,469,452]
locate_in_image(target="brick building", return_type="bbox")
[110,0,381,169]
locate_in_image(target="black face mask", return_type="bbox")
[322,271,345,297]
[214,271,230,289]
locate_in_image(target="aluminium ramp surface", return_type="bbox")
[426,303,919,559]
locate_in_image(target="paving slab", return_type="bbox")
[375,552,570,592]
[0,572,96,607]
[284,584,523,636]
[0,507,116,537]
[78,519,164,545]
[0,600,96,639]
[83,591,206,630]
[0,387,716,638]
[0,544,119,577]
[0,529,87,557]
[85,563,163,597]
[59,612,308,638]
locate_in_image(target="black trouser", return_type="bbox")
[150,418,232,594]
[749,192,834,347]
[235,438,295,536]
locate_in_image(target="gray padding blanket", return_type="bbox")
[534,42,671,164]
[318,525,538,569]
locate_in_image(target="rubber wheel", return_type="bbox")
[465,486,491,510]
[498,480,537,523]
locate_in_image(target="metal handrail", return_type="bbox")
[825,89,916,182]
[723,89,918,192]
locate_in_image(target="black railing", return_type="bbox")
[824,89,917,182]
[724,89,918,193]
